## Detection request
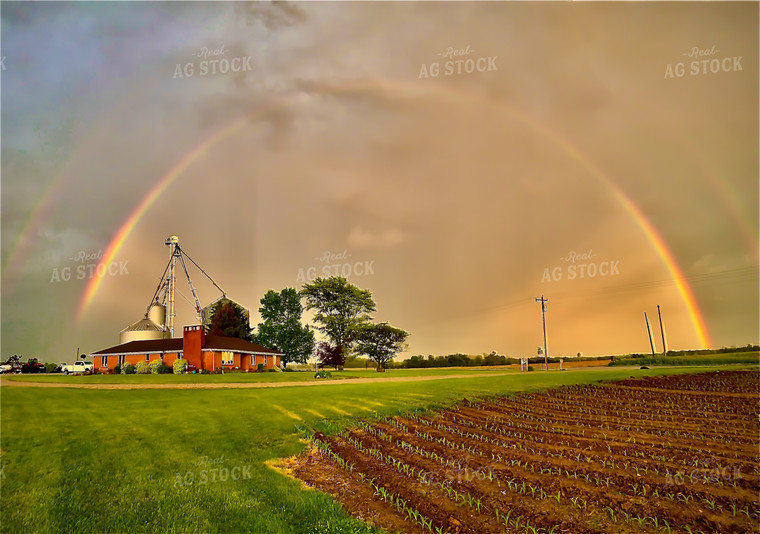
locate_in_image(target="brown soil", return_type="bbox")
[285,370,760,534]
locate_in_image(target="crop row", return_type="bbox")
[293,370,760,534]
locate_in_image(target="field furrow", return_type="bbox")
[291,370,760,534]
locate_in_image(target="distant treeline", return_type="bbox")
[401,353,513,368]
[344,353,532,369]
[392,352,605,369]
[344,345,759,370]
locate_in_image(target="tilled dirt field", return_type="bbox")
[288,370,760,533]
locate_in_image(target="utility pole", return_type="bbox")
[535,296,549,370]
[644,312,656,356]
[657,305,668,354]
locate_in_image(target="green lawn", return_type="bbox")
[1,366,517,384]
[0,366,750,533]
[608,350,759,367]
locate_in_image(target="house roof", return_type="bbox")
[90,334,282,356]
[203,335,281,355]
[91,338,183,356]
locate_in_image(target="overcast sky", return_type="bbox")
[2,1,757,363]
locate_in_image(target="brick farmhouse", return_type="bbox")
[91,325,282,372]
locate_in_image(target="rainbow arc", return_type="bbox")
[61,78,710,347]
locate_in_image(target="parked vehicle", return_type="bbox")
[60,361,94,375]
[0,355,23,374]
[20,358,47,373]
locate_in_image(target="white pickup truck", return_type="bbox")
[60,361,94,375]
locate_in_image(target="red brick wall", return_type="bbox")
[202,351,215,371]
[163,353,179,366]
[249,354,280,370]
[183,325,204,369]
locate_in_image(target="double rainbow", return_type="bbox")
[70,79,711,347]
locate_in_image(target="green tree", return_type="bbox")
[206,300,252,341]
[300,276,376,361]
[355,322,409,371]
[253,288,315,365]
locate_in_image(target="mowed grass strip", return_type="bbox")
[0,366,751,533]
[1,366,517,385]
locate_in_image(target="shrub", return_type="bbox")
[149,359,164,374]
[314,370,332,379]
[200,369,211,375]
[44,362,59,373]
[113,365,122,375]
[156,363,173,374]
[136,361,150,374]
[173,359,188,375]
[527,365,535,372]
[121,363,136,375]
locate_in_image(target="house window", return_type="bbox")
[222,351,234,365]
[118,355,125,366]
[145,354,150,361]
[101,356,108,367]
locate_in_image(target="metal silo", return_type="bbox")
[119,316,167,344]
[148,302,166,328]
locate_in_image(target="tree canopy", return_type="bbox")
[252,288,315,365]
[206,299,252,341]
[300,276,375,359]
[314,341,344,370]
[355,322,409,370]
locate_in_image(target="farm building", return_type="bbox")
[91,324,282,372]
